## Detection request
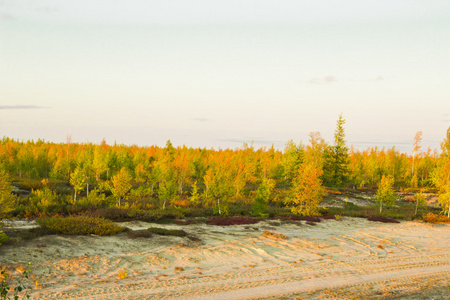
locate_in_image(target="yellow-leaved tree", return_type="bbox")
[0,170,14,218]
[111,168,133,207]
[286,163,324,216]
[70,167,86,203]
[432,127,450,217]
[376,175,396,214]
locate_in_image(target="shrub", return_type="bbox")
[92,207,185,222]
[118,270,127,280]
[207,217,260,226]
[126,229,153,238]
[367,216,400,223]
[147,227,187,237]
[1,262,33,300]
[37,216,125,236]
[263,231,287,239]
[0,231,8,246]
[422,213,450,224]
[19,227,55,241]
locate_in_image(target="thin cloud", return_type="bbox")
[0,13,15,21]
[0,105,49,110]
[351,76,384,83]
[192,118,212,122]
[308,75,338,85]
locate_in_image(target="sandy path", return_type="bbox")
[1,218,449,299]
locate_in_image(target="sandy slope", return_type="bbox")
[1,218,449,299]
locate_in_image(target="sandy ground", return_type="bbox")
[1,218,450,299]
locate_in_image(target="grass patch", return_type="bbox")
[147,227,187,237]
[19,227,56,240]
[321,201,433,220]
[126,229,153,238]
[37,216,125,236]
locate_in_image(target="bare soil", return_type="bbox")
[1,218,449,299]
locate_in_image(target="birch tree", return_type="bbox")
[286,163,324,216]
[376,175,396,214]
[111,168,133,207]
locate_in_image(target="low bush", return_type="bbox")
[92,207,185,222]
[263,230,287,239]
[1,262,33,299]
[0,231,8,245]
[19,227,56,241]
[207,217,260,226]
[182,208,214,218]
[126,229,153,238]
[37,216,125,236]
[367,216,400,223]
[422,213,450,224]
[147,227,187,237]
[175,218,210,225]
[266,206,291,218]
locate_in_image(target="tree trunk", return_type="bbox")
[217,199,222,215]
[163,199,166,210]
[379,202,383,214]
[74,190,77,203]
[86,178,89,197]
[415,199,418,216]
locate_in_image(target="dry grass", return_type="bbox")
[263,231,287,239]
[118,270,127,280]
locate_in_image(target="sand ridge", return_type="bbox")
[1,217,449,299]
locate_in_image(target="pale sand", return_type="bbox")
[1,218,449,299]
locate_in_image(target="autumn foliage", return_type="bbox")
[0,119,449,220]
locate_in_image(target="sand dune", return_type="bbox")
[1,218,449,299]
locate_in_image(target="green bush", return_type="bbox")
[37,216,125,236]
[0,231,8,246]
[1,262,33,300]
[92,207,185,222]
[147,227,187,237]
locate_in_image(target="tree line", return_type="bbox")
[0,115,449,218]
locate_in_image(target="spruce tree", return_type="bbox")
[323,114,349,188]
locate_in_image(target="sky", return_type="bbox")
[1,0,449,153]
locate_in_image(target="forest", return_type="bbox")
[0,115,450,222]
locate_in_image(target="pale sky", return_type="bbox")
[1,0,449,153]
